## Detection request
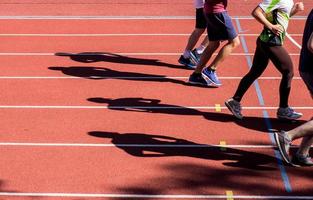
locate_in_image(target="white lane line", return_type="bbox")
[0,76,302,80]
[0,33,303,37]
[0,143,274,148]
[0,106,311,109]
[286,32,302,49]
[0,15,307,20]
[0,52,301,56]
[0,192,312,199]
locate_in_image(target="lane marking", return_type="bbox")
[0,76,302,80]
[215,104,222,112]
[235,18,292,193]
[0,105,310,109]
[0,192,312,199]
[0,52,301,56]
[0,105,311,110]
[286,33,302,49]
[0,143,275,148]
[226,191,234,200]
[0,15,307,20]
[219,141,227,151]
[0,33,302,37]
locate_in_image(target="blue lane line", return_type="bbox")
[235,18,292,193]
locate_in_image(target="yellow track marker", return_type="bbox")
[220,141,227,151]
[215,104,222,112]
[226,190,234,200]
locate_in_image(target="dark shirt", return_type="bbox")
[299,9,313,73]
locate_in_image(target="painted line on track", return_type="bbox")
[0,52,301,56]
[0,105,311,110]
[286,33,302,49]
[0,76,303,80]
[0,15,307,20]
[0,143,275,148]
[235,19,292,193]
[0,192,312,199]
[0,33,302,37]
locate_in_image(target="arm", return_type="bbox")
[290,2,304,17]
[251,6,283,36]
[308,32,313,53]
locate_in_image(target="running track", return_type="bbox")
[0,1,312,199]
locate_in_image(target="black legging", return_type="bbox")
[233,38,294,108]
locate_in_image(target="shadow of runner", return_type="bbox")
[113,162,313,198]
[87,97,306,132]
[88,131,275,170]
[55,52,188,70]
[49,66,191,85]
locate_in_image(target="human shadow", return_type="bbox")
[113,161,313,199]
[55,52,187,70]
[87,97,306,133]
[48,66,193,86]
[88,131,275,170]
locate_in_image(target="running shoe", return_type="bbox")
[188,72,210,86]
[225,98,243,119]
[190,49,201,64]
[178,55,196,69]
[277,107,303,120]
[291,153,313,166]
[201,68,222,87]
[274,131,291,164]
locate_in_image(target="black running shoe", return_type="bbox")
[188,73,209,86]
[292,153,313,167]
[178,55,196,69]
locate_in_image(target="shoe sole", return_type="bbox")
[201,71,222,87]
[188,80,217,88]
[274,132,291,164]
[225,101,243,120]
[178,60,196,69]
[188,80,207,86]
[277,115,303,120]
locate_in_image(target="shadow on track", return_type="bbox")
[87,97,306,133]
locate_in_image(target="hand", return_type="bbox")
[270,24,284,36]
[294,2,304,12]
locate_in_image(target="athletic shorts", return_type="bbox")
[206,11,237,41]
[196,8,207,29]
[300,71,313,96]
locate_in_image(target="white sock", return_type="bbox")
[196,45,206,54]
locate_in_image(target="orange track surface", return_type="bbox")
[0,1,312,199]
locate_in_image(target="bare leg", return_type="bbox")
[199,36,209,50]
[208,36,240,70]
[286,119,313,156]
[184,28,206,54]
[298,136,313,156]
[194,41,220,73]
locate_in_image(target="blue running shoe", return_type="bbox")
[188,73,210,86]
[201,68,222,87]
[178,55,196,69]
[190,49,201,65]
